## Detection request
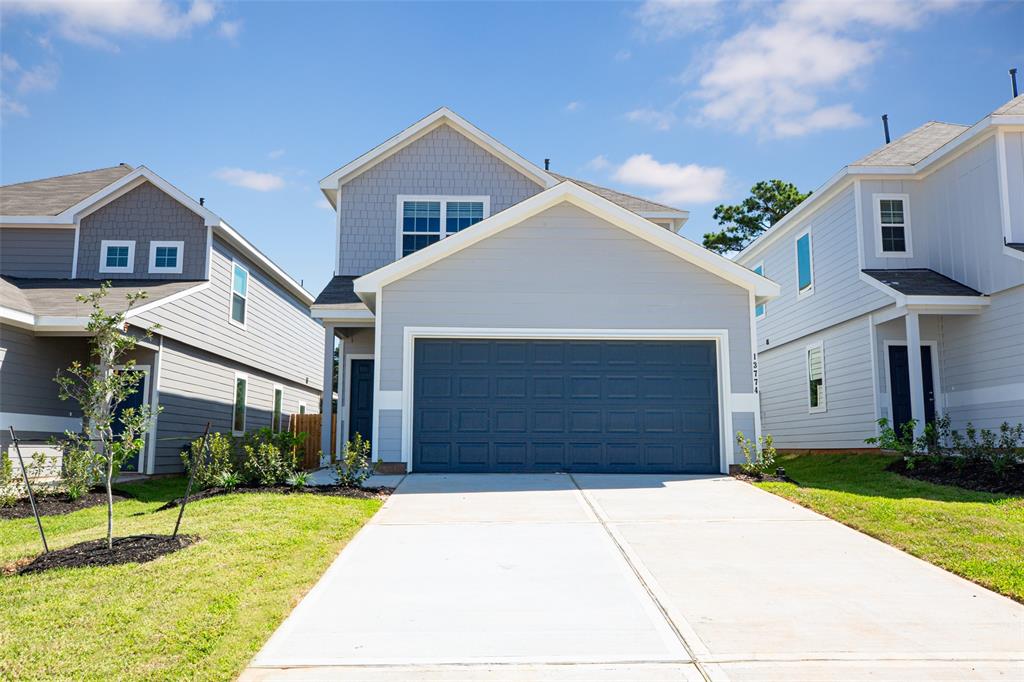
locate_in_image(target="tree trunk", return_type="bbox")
[98,354,115,550]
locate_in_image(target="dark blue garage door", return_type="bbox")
[412,339,720,473]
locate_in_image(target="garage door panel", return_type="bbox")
[413,339,719,473]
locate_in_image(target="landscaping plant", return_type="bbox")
[736,431,777,476]
[0,451,15,508]
[242,439,296,486]
[286,470,311,488]
[60,439,102,501]
[53,282,159,549]
[182,432,236,489]
[334,433,372,487]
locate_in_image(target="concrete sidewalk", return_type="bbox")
[243,473,1024,681]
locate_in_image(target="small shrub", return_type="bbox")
[736,431,777,476]
[286,470,310,488]
[0,451,15,508]
[182,432,236,489]
[334,433,372,487]
[215,470,241,490]
[60,438,102,500]
[242,440,294,486]
[865,418,919,458]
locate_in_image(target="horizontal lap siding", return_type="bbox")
[0,323,87,417]
[0,228,75,277]
[759,316,876,449]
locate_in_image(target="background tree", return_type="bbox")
[702,179,811,255]
[55,283,159,549]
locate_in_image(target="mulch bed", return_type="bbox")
[10,534,199,575]
[888,457,1024,495]
[0,491,130,521]
[155,484,393,511]
[732,471,792,484]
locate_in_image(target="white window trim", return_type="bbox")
[229,260,249,329]
[99,239,135,274]
[232,372,248,436]
[806,341,827,414]
[873,193,913,258]
[297,401,307,415]
[148,240,184,274]
[753,261,766,319]
[272,383,284,432]
[395,195,491,259]
[794,229,815,299]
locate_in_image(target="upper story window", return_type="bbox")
[795,230,814,298]
[230,262,249,326]
[753,262,766,319]
[874,194,912,257]
[397,195,490,257]
[99,240,135,274]
[148,240,184,274]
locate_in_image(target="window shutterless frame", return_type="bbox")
[99,239,136,274]
[272,384,284,432]
[232,373,248,435]
[873,193,913,258]
[395,195,491,258]
[148,240,184,274]
[753,261,766,319]
[806,340,826,413]
[794,229,814,299]
[229,260,249,328]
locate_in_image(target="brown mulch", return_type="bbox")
[155,484,393,511]
[11,534,199,575]
[732,471,792,484]
[888,457,1024,495]
[0,491,130,521]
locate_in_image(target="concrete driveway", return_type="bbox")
[244,474,1024,681]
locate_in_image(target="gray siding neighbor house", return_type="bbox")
[313,108,777,474]
[1,165,323,473]
[736,95,1024,450]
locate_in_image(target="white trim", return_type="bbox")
[204,225,213,279]
[854,180,865,270]
[872,193,913,258]
[99,239,135,274]
[398,327,734,475]
[395,195,492,259]
[882,339,942,419]
[731,393,758,412]
[272,383,284,432]
[297,401,307,415]
[370,289,384,463]
[228,260,249,329]
[355,182,780,303]
[127,281,210,318]
[794,229,814,299]
[805,341,826,413]
[318,107,557,202]
[342,353,375,445]
[147,336,163,475]
[232,372,248,436]
[0,413,81,434]
[71,225,80,278]
[1003,245,1024,261]
[148,240,184,274]
[310,306,375,324]
[868,314,881,432]
[752,261,766,319]
[747,290,762,447]
[995,129,1013,243]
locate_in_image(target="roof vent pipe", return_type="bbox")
[199,197,205,206]
[1011,68,1019,98]
[881,114,891,144]
[544,158,550,171]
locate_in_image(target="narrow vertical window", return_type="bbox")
[272,386,283,432]
[231,262,248,325]
[806,342,826,413]
[753,262,766,318]
[796,231,814,297]
[233,375,247,434]
[298,402,307,415]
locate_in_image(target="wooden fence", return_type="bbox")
[288,413,335,470]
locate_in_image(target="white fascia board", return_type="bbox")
[125,281,211,317]
[0,306,35,328]
[0,217,76,226]
[354,182,780,299]
[640,210,689,219]
[318,108,558,202]
[212,220,314,305]
[310,306,376,324]
[904,295,990,308]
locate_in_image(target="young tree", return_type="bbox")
[702,179,811,255]
[54,283,159,549]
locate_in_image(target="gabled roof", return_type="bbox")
[994,94,1024,115]
[354,182,778,307]
[0,165,134,216]
[852,122,969,167]
[318,107,558,206]
[547,172,688,221]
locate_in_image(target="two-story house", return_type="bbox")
[0,165,324,473]
[736,95,1024,450]
[313,108,778,474]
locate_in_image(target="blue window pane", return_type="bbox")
[753,264,765,316]
[402,233,440,256]
[403,201,441,233]
[105,246,129,268]
[155,246,177,268]
[797,234,813,292]
[446,201,484,232]
[233,264,248,296]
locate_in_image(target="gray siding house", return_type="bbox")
[313,108,777,474]
[1,165,323,473]
[736,95,1024,450]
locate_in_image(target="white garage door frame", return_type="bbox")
[400,327,734,474]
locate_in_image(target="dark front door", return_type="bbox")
[888,345,936,431]
[348,359,375,442]
[412,339,720,474]
[113,370,147,473]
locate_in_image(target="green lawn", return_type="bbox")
[0,478,381,681]
[756,453,1024,603]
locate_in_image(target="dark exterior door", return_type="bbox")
[348,359,375,442]
[412,339,720,474]
[888,345,936,431]
[113,370,147,473]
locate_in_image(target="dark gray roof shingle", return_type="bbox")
[314,275,361,305]
[548,173,685,215]
[1,277,204,317]
[0,165,134,216]
[861,269,982,297]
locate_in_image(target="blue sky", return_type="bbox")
[2,1,1022,296]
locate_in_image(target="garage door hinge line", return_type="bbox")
[567,473,718,682]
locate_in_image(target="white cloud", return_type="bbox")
[0,53,59,117]
[218,20,241,42]
[0,96,30,118]
[4,0,216,50]
[625,107,677,131]
[565,101,582,112]
[1,54,20,73]
[268,148,286,160]
[214,168,285,192]
[613,154,727,204]
[16,63,59,94]
[614,48,632,61]
[687,0,961,138]
[634,0,724,40]
[586,155,611,171]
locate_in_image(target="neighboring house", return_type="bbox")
[313,108,778,474]
[0,165,323,473]
[736,95,1024,450]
